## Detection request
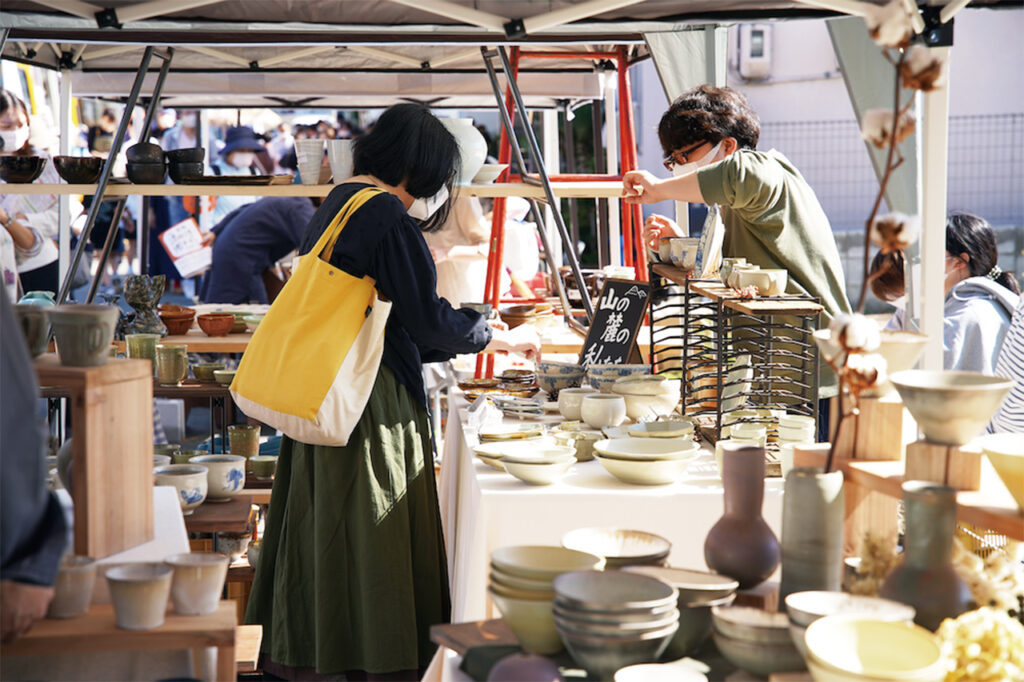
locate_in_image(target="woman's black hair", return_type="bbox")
[0,89,30,124]
[946,212,1020,294]
[658,84,760,157]
[352,103,458,232]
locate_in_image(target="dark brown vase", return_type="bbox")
[704,442,780,589]
[880,481,973,631]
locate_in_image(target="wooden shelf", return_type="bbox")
[152,378,231,398]
[0,180,623,199]
[240,488,272,505]
[1,602,236,681]
[184,495,253,534]
[689,280,824,316]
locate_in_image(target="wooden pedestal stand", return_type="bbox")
[905,440,982,490]
[36,355,153,557]
[828,392,916,461]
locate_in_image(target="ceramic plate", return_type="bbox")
[478,424,546,441]
[594,438,700,461]
[720,354,753,413]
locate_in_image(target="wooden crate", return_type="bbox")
[828,393,916,461]
[905,439,982,491]
[36,355,153,557]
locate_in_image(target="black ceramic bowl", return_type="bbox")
[125,142,164,164]
[0,155,46,183]
[165,147,205,163]
[168,162,204,184]
[53,156,103,184]
[126,161,167,185]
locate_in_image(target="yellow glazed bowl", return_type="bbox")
[803,615,944,682]
[976,432,1024,511]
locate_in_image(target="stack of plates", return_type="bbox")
[491,396,545,419]
[488,546,604,655]
[552,570,680,680]
[711,605,805,677]
[594,438,700,485]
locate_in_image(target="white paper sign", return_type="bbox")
[158,218,212,279]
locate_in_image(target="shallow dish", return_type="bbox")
[804,615,943,681]
[627,419,694,439]
[596,454,692,486]
[621,566,738,603]
[561,528,671,568]
[491,546,604,582]
[478,423,546,441]
[611,375,680,397]
[594,438,699,461]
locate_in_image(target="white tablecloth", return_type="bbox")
[436,395,785,625]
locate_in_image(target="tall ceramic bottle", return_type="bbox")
[880,481,972,631]
[779,467,845,601]
[704,442,780,589]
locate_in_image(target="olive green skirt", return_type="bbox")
[244,365,450,674]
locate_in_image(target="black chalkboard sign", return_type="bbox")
[578,278,651,367]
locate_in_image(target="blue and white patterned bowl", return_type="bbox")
[154,464,208,515]
[188,454,246,502]
[537,361,586,394]
[586,364,651,393]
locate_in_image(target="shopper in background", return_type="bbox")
[244,103,539,680]
[424,196,491,306]
[86,108,117,158]
[990,296,1024,433]
[202,126,264,230]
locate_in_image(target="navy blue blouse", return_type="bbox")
[298,182,492,405]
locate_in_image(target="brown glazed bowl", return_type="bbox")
[53,156,103,184]
[159,311,196,336]
[126,162,167,185]
[158,304,196,315]
[165,147,206,163]
[197,313,235,337]
[0,156,46,183]
[125,142,165,163]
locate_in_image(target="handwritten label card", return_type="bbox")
[578,278,651,368]
[158,218,212,279]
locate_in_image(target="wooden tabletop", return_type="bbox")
[430,619,518,656]
[184,495,253,534]
[152,378,232,398]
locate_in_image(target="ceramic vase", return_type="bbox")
[880,481,973,631]
[48,304,119,367]
[13,304,51,357]
[704,442,780,589]
[779,467,845,601]
[18,290,56,307]
[123,274,166,335]
[440,118,487,184]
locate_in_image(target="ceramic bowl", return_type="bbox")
[627,419,694,439]
[594,438,699,461]
[804,615,944,682]
[712,605,793,645]
[617,392,680,421]
[503,458,574,486]
[713,630,806,677]
[460,302,493,317]
[490,579,555,602]
[153,464,208,514]
[52,155,102,183]
[890,370,1013,445]
[165,147,206,163]
[580,394,627,429]
[247,540,262,569]
[557,620,679,680]
[536,361,586,395]
[596,455,692,486]
[657,239,673,264]
[621,566,739,604]
[249,455,278,479]
[553,607,679,638]
[126,161,167,184]
[0,155,46,183]
[192,362,225,382]
[864,330,929,397]
[657,593,737,659]
[215,531,251,562]
[560,528,670,568]
[557,387,598,420]
[668,237,700,270]
[488,587,562,654]
[125,142,165,163]
[187,454,246,501]
[553,570,677,613]
[612,375,680,397]
[975,432,1024,511]
[552,428,603,462]
[587,364,650,393]
[615,662,709,682]
[47,555,98,619]
[168,162,204,184]
[159,311,195,335]
[228,312,248,333]
[153,454,172,468]
[197,312,235,337]
[472,163,509,184]
[105,563,173,630]
[490,567,557,594]
[213,369,236,385]
[491,546,605,583]
[784,591,916,658]
[165,552,230,615]
[172,449,205,465]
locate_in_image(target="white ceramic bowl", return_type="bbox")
[618,392,681,421]
[187,454,246,501]
[596,454,692,485]
[558,387,598,420]
[890,370,1014,445]
[803,615,944,682]
[669,237,700,270]
[165,552,230,616]
[472,163,509,184]
[712,630,805,678]
[503,458,574,486]
[586,364,651,393]
[490,567,556,594]
[105,563,173,630]
[536,360,586,395]
[580,394,627,429]
[561,528,671,568]
[154,464,208,514]
[594,437,699,461]
[488,587,562,654]
[491,545,605,582]
[627,419,694,439]
[784,591,916,658]
[612,375,680,397]
[864,330,930,397]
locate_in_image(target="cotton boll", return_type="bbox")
[900,44,949,92]
[870,212,920,253]
[861,108,916,149]
[829,313,881,353]
[863,0,914,49]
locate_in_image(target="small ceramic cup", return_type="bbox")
[669,237,701,270]
[580,394,627,430]
[228,425,261,461]
[155,343,188,385]
[215,531,252,562]
[47,555,97,619]
[720,257,747,285]
[105,563,174,630]
[154,443,181,457]
[153,454,172,468]
[165,552,230,616]
[249,455,278,479]
[172,449,205,465]
[126,333,160,361]
[557,387,598,420]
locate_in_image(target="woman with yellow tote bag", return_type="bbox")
[243,104,540,680]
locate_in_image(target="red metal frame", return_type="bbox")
[476,47,645,378]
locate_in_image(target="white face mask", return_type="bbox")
[0,126,30,153]
[670,140,723,178]
[408,185,450,221]
[229,151,255,169]
[181,113,198,128]
[888,295,906,310]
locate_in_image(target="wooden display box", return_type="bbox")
[828,393,917,461]
[36,355,153,557]
[905,439,982,491]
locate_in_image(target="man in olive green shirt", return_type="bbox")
[623,85,852,435]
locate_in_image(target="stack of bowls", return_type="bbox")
[125,142,167,184]
[712,605,805,677]
[778,413,815,445]
[489,545,604,654]
[627,417,695,439]
[536,360,586,397]
[551,423,603,461]
[500,303,554,329]
[611,376,681,421]
[587,364,650,393]
[561,528,671,568]
[623,566,738,659]
[553,570,680,680]
[158,304,196,335]
[784,591,915,658]
[165,147,205,183]
[594,438,700,486]
[803,615,944,682]
[500,445,576,486]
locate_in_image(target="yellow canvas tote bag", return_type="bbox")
[230,187,390,446]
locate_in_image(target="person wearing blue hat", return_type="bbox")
[203,125,266,230]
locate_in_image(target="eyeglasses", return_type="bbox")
[662,141,709,171]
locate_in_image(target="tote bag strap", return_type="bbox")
[306,187,384,265]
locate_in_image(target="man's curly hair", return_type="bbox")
[658,85,760,156]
